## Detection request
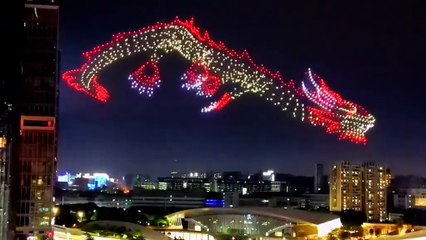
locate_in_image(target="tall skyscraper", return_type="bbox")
[329,161,390,222]
[2,1,59,239]
[314,163,324,193]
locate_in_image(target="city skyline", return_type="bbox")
[59,1,426,178]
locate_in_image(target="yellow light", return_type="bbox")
[0,136,5,148]
[53,206,59,216]
[77,211,84,222]
[317,218,342,237]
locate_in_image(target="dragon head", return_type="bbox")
[301,69,375,144]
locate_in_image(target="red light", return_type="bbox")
[62,17,375,144]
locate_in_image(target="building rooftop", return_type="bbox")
[167,207,340,225]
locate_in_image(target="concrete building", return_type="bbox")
[330,161,363,212]
[393,188,426,209]
[330,161,390,222]
[363,162,390,221]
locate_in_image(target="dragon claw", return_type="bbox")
[201,93,234,112]
[129,60,161,97]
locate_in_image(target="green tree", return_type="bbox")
[84,232,95,240]
[132,231,145,240]
[153,216,169,227]
[90,210,98,221]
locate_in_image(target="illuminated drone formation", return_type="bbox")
[63,17,375,144]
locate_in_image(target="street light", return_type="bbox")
[52,207,59,225]
[77,211,84,223]
[53,207,59,216]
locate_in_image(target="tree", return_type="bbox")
[350,226,364,238]
[340,210,367,228]
[84,232,95,240]
[403,208,426,225]
[90,210,98,221]
[339,231,350,239]
[153,215,169,227]
[326,232,338,240]
[132,231,145,240]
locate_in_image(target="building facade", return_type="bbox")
[330,162,363,212]
[330,161,390,222]
[6,1,60,238]
[158,177,210,191]
[362,162,389,222]
[132,189,224,209]
[393,188,426,210]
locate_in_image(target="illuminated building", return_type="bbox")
[55,191,131,209]
[330,161,390,222]
[179,172,208,179]
[85,173,110,190]
[1,0,60,238]
[56,172,120,191]
[133,174,157,190]
[132,188,223,209]
[363,162,390,222]
[212,179,271,194]
[393,188,426,209]
[158,177,210,191]
[330,162,363,212]
[166,207,342,239]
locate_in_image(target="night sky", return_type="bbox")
[59,1,426,178]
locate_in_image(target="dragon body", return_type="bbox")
[63,17,375,144]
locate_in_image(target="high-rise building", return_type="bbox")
[330,161,390,222]
[314,163,324,193]
[3,1,59,239]
[362,162,389,222]
[330,162,363,212]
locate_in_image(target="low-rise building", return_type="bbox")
[393,188,426,209]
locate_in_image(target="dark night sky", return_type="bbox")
[58,1,426,178]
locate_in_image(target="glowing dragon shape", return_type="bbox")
[63,17,375,144]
